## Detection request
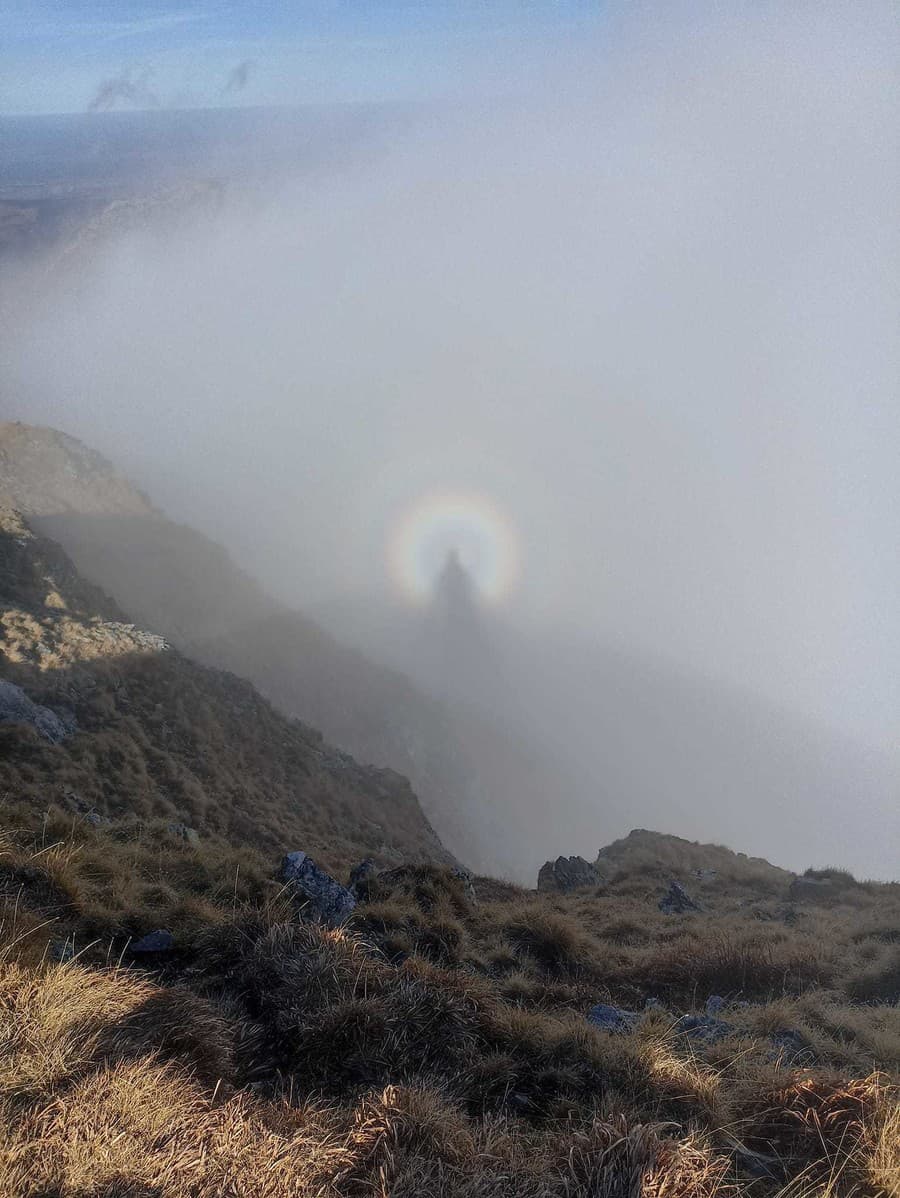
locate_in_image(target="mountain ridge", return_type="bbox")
[1,419,582,876]
[0,501,452,875]
[3,419,898,882]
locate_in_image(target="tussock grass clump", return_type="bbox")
[600,914,653,946]
[0,959,233,1097]
[631,925,833,1002]
[0,806,278,960]
[349,894,471,967]
[844,948,900,1003]
[735,1071,899,1195]
[0,826,898,1196]
[0,928,742,1198]
[500,907,601,977]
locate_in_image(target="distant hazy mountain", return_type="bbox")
[0,105,417,262]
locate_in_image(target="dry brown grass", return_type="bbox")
[0,939,739,1198]
[0,810,898,1197]
[735,1072,900,1197]
[2,507,898,1196]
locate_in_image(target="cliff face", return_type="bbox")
[0,502,452,872]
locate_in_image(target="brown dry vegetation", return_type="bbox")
[1,508,898,1195]
[0,816,897,1198]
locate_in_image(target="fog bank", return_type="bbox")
[3,2,897,874]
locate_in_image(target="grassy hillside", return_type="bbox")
[0,502,897,1195]
[0,421,503,867]
[0,505,450,889]
[1,815,897,1195]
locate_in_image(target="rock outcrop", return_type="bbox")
[675,1012,733,1043]
[659,879,703,914]
[282,851,357,927]
[349,857,378,900]
[788,870,860,903]
[537,855,602,893]
[452,866,478,905]
[130,929,174,954]
[587,1003,640,1033]
[168,823,200,846]
[0,678,75,744]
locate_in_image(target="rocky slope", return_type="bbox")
[1,421,565,875]
[0,503,451,872]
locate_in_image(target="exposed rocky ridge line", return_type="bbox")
[594,828,795,884]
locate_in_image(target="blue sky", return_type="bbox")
[1,1,607,114]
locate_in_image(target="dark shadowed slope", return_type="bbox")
[0,503,451,871]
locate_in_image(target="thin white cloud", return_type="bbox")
[12,9,206,45]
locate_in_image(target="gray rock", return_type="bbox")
[130,929,174,954]
[0,678,76,744]
[675,1013,733,1043]
[348,857,377,899]
[788,875,831,898]
[282,851,356,927]
[667,995,733,1043]
[62,793,106,825]
[103,622,168,653]
[452,866,477,905]
[659,880,703,914]
[587,1003,640,1033]
[168,822,200,846]
[770,1028,816,1064]
[537,855,603,893]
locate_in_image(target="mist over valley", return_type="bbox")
[1,6,898,1193]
